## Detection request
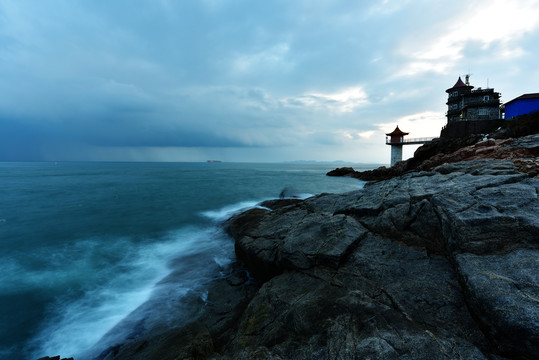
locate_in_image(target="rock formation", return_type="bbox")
[221,158,538,359]
[94,136,538,360]
[328,134,539,181]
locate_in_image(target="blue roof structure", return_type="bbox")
[504,93,539,119]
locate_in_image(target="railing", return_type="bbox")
[386,137,437,145]
[405,137,436,143]
[462,99,500,107]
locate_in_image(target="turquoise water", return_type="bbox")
[0,162,368,359]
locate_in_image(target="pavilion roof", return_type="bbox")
[386,126,409,136]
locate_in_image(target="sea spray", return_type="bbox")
[200,200,264,222]
[28,225,235,359]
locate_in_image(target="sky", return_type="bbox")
[1,0,539,163]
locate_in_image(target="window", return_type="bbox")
[479,108,488,116]
[452,91,459,97]
[483,95,490,101]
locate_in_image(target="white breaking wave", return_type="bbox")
[200,199,266,222]
[199,194,320,223]
[27,226,234,360]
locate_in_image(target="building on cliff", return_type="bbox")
[503,93,539,119]
[445,75,501,123]
[441,76,504,138]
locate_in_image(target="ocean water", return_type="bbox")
[0,162,368,359]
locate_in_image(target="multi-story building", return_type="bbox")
[445,75,501,123]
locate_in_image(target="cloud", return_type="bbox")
[396,0,539,77]
[375,111,446,138]
[231,43,294,75]
[284,86,369,113]
[357,130,375,139]
[365,0,411,18]
[0,1,538,162]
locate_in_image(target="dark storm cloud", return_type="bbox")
[0,0,538,162]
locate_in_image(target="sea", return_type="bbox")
[0,161,370,359]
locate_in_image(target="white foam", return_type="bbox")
[200,178,365,224]
[297,192,315,199]
[200,200,264,222]
[28,226,234,360]
[30,286,154,359]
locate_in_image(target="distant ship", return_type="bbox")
[206,160,222,163]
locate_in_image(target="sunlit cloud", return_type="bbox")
[285,86,369,113]
[376,111,446,138]
[334,130,376,142]
[357,130,375,139]
[396,0,539,77]
[454,0,539,46]
[396,60,455,78]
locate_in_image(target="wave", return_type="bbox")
[26,192,360,359]
[199,191,325,223]
[26,225,234,360]
[200,200,266,222]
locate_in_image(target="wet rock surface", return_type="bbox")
[94,156,537,359]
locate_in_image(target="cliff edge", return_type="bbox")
[97,137,538,360]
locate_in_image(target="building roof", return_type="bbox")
[386,126,409,136]
[446,76,473,93]
[504,93,539,106]
[452,76,467,88]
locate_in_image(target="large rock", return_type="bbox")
[223,158,538,359]
[326,167,356,177]
[224,236,490,359]
[227,194,367,281]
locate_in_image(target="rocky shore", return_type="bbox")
[221,158,538,359]
[69,135,538,360]
[327,134,539,181]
